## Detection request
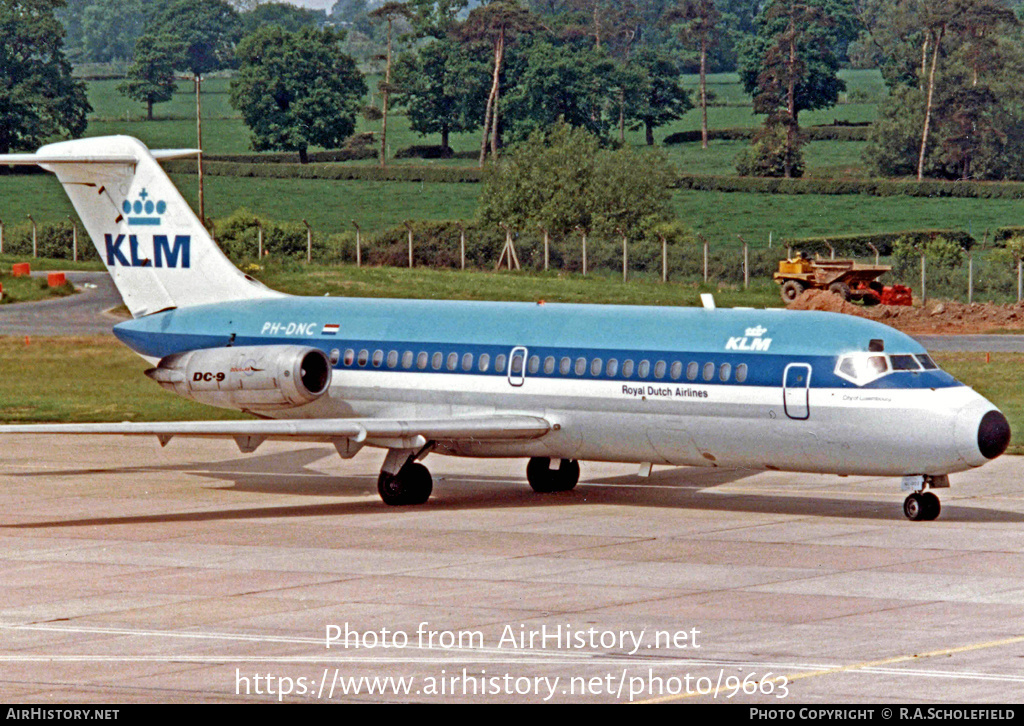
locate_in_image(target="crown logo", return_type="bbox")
[745,325,768,337]
[121,189,166,226]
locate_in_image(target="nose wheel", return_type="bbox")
[903,491,941,521]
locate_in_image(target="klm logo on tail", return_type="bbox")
[105,234,191,268]
[122,189,166,226]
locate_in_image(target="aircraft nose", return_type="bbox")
[956,404,1011,466]
[978,409,1011,460]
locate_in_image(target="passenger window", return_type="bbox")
[638,360,650,378]
[544,356,556,374]
[372,350,383,367]
[386,350,398,368]
[702,362,715,381]
[622,359,635,377]
[560,357,571,375]
[719,362,731,381]
[479,353,491,372]
[606,359,619,377]
[432,352,443,370]
[495,354,507,373]
[575,357,587,376]
[447,352,458,371]
[654,361,666,379]
[358,349,369,366]
[736,363,748,383]
[670,361,682,380]
[330,349,341,365]
[510,351,524,375]
[687,362,698,380]
[417,351,428,369]
[344,349,355,366]
[590,358,602,376]
[402,351,413,369]
[462,353,474,371]
[528,355,540,374]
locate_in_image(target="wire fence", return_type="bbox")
[2,217,1023,304]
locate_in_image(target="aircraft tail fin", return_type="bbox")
[0,135,280,317]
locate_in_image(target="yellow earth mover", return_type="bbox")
[774,255,912,306]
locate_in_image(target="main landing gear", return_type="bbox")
[900,474,948,521]
[526,457,580,493]
[377,448,433,506]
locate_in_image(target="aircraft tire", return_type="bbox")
[903,492,940,521]
[378,462,433,506]
[526,457,579,493]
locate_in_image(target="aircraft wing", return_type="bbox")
[0,415,551,453]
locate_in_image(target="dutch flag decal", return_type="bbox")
[322,324,340,335]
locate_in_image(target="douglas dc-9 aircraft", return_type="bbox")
[0,136,1012,520]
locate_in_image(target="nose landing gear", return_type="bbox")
[901,474,948,521]
[903,491,940,521]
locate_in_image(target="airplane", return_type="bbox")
[0,135,1012,520]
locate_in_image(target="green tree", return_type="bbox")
[0,0,91,155]
[477,121,676,241]
[369,2,412,168]
[667,0,722,149]
[239,2,325,35]
[624,47,692,146]
[229,26,367,163]
[393,36,488,151]
[501,39,617,143]
[149,0,240,78]
[117,33,181,120]
[461,0,539,166]
[738,0,858,177]
[80,0,144,62]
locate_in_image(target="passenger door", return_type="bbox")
[783,363,812,420]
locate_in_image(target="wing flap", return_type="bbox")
[0,416,551,444]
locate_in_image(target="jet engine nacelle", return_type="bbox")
[146,345,332,411]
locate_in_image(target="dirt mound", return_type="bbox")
[786,290,1024,334]
[787,289,867,317]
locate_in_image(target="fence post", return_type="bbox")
[966,248,973,304]
[404,221,414,268]
[738,235,749,289]
[302,219,312,264]
[539,225,549,271]
[867,242,879,265]
[618,228,628,282]
[457,222,465,270]
[68,216,77,261]
[660,234,667,283]
[351,220,361,267]
[921,252,927,304]
[1018,256,1022,303]
[1,218,5,255]
[824,240,835,260]
[27,215,37,258]
[257,222,263,259]
[575,226,587,276]
[697,233,709,283]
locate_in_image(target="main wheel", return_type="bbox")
[526,457,580,493]
[378,462,433,506]
[780,280,805,303]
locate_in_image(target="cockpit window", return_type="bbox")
[835,352,939,386]
[890,354,921,371]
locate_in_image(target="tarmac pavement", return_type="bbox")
[0,436,1022,703]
